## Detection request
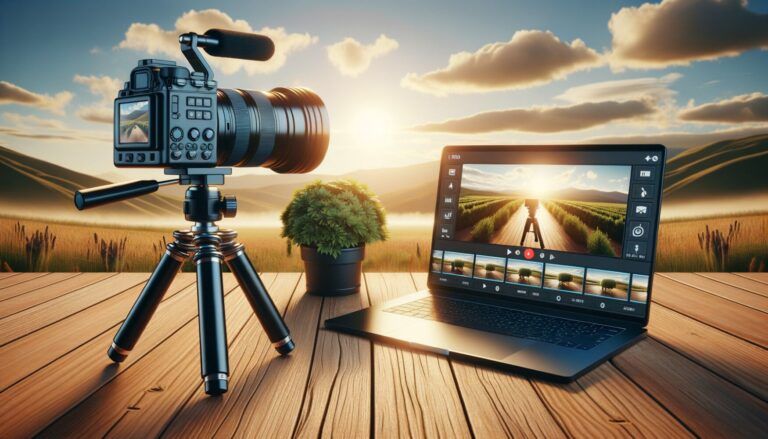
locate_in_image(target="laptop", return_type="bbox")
[326,144,665,381]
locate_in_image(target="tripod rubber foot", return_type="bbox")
[275,338,295,356]
[204,375,229,395]
[108,343,129,363]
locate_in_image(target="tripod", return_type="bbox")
[81,170,294,395]
[519,199,545,249]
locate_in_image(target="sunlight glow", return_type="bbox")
[350,107,394,149]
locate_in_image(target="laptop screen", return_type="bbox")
[428,145,665,321]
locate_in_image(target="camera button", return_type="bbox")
[188,128,200,141]
[203,98,212,106]
[202,128,215,141]
[137,153,145,162]
[125,153,134,162]
[170,127,183,141]
[202,151,212,160]
[203,111,212,120]
[187,97,195,106]
[195,110,203,119]
[187,110,195,119]
[187,151,198,160]
[171,151,182,160]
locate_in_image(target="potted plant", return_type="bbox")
[281,180,387,296]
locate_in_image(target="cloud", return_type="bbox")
[326,34,399,77]
[411,100,656,134]
[401,30,602,95]
[586,170,597,180]
[609,0,768,69]
[557,73,682,102]
[72,74,122,124]
[679,92,768,123]
[0,112,110,142]
[2,112,66,129]
[0,81,73,115]
[117,9,317,75]
[586,125,768,150]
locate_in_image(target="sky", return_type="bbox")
[461,164,631,197]
[1,0,768,180]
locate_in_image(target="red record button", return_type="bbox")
[523,248,534,260]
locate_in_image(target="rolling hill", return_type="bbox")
[1,133,765,219]
[662,133,768,202]
[0,145,177,218]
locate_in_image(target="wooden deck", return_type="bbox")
[0,272,767,438]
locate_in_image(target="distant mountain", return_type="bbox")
[0,145,177,217]
[663,133,768,202]
[123,109,148,121]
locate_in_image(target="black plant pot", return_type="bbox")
[301,245,365,296]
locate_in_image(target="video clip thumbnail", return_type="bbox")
[473,255,506,282]
[505,259,543,287]
[543,263,585,293]
[630,274,650,303]
[442,251,475,277]
[585,268,630,300]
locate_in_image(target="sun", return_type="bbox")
[528,174,554,199]
[350,107,394,147]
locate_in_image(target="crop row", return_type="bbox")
[551,201,625,241]
[545,202,616,257]
[470,200,524,241]
[457,197,517,230]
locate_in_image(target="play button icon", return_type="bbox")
[506,249,512,256]
[523,248,535,260]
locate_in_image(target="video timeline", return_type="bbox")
[432,249,649,315]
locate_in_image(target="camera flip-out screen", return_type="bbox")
[118,99,150,145]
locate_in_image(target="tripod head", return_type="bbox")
[74,168,236,222]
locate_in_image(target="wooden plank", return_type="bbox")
[700,272,768,298]
[192,274,324,438]
[648,304,768,401]
[613,338,768,437]
[367,272,472,438]
[651,275,768,348]
[293,279,371,439]
[0,272,79,301]
[159,274,302,438]
[660,273,768,312]
[0,274,194,391]
[734,273,768,286]
[0,273,115,319]
[535,364,692,438]
[0,274,257,439]
[0,272,48,289]
[0,273,150,346]
[0,273,20,280]
[38,275,250,438]
[412,273,689,438]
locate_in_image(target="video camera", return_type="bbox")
[113,29,328,172]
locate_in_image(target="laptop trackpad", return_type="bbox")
[388,314,533,359]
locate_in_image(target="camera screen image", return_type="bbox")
[118,100,150,144]
[455,164,630,258]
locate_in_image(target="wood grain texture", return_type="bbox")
[367,272,472,438]
[38,275,245,438]
[651,275,768,348]
[0,273,115,319]
[163,273,301,438]
[613,338,768,438]
[648,304,768,401]
[0,272,79,302]
[293,279,371,439]
[700,272,768,298]
[0,272,150,346]
[660,273,768,312]
[0,273,20,280]
[0,272,48,290]
[733,273,768,286]
[1,272,766,438]
[0,274,193,391]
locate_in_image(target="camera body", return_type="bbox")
[114,59,218,168]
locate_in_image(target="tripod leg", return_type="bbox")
[194,235,229,395]
[520,218,531,246]
[220,232,294,355]
[107,232,192,362]
[533,221,545,249]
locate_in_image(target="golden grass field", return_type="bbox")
[0,212,766,272]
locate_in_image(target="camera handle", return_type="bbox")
[179,32,215,81]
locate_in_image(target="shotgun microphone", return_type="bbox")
[202,29,275,61]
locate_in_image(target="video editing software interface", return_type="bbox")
[429,146,664,318]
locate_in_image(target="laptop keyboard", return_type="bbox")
[385,296,624,350]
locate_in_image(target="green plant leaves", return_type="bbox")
[281,179,388,258]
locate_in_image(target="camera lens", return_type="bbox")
[216,87,329,173]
